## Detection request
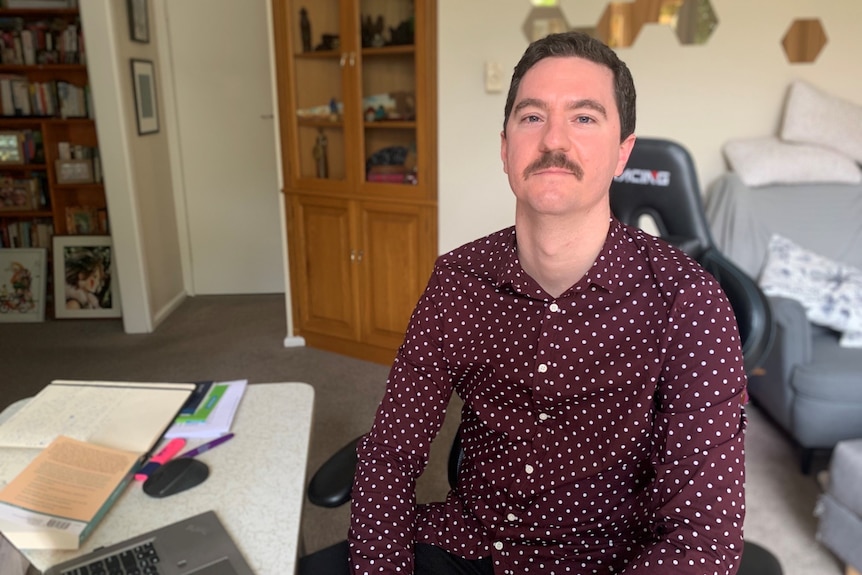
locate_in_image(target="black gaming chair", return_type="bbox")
[609,137,773,374]
[300,138,780,575]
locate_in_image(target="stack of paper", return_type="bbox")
[165,379,247,439]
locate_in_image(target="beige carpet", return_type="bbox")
[0,294,845,574]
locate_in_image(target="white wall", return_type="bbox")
[438,0,862,253]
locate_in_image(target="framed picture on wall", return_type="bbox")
[130,59,159,135]
[127,0,149,43]
[0,248,46,323]
[53,235,122,319]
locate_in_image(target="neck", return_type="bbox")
[515,207,611,298]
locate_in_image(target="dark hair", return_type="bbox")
[503,31,636,142]
[64,249,104,287]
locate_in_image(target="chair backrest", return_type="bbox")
[609,137,773,374]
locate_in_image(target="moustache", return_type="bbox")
[523,152,584,180]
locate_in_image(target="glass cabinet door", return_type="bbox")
[357,0,419,189]
[289,0,350,184]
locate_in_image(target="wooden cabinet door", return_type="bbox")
[289,194,359,339]
[357,201,435,349]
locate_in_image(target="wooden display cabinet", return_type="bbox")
[273,0,437,363]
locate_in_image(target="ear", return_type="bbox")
[614,134,637,176]
[500,130,509,174]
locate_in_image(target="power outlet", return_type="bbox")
[485,61,504,93]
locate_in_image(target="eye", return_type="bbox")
[575,115,595,124]
[521,114,542,124]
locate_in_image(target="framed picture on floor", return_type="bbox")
[53,236,122,319]
[130,59,159,135]
[0,248,46,323]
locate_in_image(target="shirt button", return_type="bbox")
[494,541,504,551]
[507,513,517,521]
[538,413,549,421]
[537,363,548,373]
[549,303,559,312]
[525,464,534,474]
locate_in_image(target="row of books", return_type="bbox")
[0,172,48,211]
[0,75,91,118]
[0,128,44,164]
[0,17,84,66]
[0,217,52,248]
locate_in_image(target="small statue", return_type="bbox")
[313,129,328,178]
[300,8,312,52]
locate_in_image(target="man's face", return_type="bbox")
[501,56,635,219]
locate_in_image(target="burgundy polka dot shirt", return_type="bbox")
[350,219,747,574]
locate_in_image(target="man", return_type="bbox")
[350,31,746,574]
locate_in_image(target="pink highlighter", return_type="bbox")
[134,438,187,481]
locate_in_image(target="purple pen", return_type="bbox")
[181,433,235,458]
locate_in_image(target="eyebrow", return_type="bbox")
[513,97,608,118]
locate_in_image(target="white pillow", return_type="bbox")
[780,80,862,164]
[759,234,862,348]
[723,137,862,186]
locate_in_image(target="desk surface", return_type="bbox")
[0,382,315,575]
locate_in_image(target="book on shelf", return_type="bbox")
[0,13,83,65]
[0,379,196,550]
[0,218,52,248]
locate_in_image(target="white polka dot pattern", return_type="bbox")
[349,220,747,574]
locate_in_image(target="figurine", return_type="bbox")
[313,129,329,178]
[300,8,312,52]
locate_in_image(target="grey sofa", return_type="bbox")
[706,173,862,472]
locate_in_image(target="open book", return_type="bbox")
[0,380,195,550]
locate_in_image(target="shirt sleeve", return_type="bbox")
[620,277,748,574]
[348,272,453,574]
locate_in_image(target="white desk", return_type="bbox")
[0,382,315,575]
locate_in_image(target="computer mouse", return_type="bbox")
[142,457,209,498]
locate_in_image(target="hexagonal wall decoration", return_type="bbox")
[782,18,827,63]
[523,6,571,43]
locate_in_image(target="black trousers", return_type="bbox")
[297,541,493,575]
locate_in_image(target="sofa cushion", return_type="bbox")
[723,137,862,187]
[781,79,862,164]
[759,234,862,347]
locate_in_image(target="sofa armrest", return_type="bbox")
[768,295,812,366]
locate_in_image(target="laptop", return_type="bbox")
[44,510,254,575]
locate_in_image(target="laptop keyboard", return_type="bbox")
[59,541,162,575]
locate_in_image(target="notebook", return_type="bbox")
[43,510,254,575]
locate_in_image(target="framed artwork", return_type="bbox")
[55,159,95,184]
[53,236,122,319]
[127,0,150,43]
[0,131,24,165]
[130,59,159,135]
[0,248,47,323]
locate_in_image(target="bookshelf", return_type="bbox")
[273,0,437,364]
[0,4,106,314]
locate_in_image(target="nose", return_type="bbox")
[539,114,570,152]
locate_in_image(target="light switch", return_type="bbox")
[485,61,504,93]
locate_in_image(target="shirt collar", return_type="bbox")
[494,219,630,298]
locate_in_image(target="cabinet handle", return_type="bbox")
[340,53,348,67]
[349,52,356,66]
[356,249,364,262]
